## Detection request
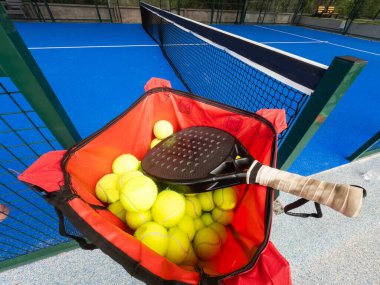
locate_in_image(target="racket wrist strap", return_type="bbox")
[246,161,263,184]
[284,198,323,218]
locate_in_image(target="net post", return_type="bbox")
[0,5,81,149]
[347,131,380,161]
[277,56,367,170]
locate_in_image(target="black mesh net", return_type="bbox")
[141,5,311,146]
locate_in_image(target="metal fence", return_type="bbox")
[292,0,380,35]
[2,0,379,37]
[0,78,75,271]
[0,4,81,271]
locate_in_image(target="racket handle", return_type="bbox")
[249,163,365,218]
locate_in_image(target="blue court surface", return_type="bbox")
[14,22,380,176]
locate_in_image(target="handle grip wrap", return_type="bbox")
[250,164,364,218]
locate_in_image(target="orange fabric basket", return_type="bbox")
[19,78,291,285]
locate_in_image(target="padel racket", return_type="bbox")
[141,126,365,218]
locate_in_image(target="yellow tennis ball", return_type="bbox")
[201,213,214,226]
[112,154,139,174]
[134,221,168,256]
[177,215,195,241]
[120,176,158,212]
[95,173,120,203]
[118,170,144,188]
[211,207,234,225]
[166,227,190,264]
[126,210,152,230]
[107,200,126,222]
[152,189,186,227]
[150,138,162,149]
[181,244,198,266]
[197,192,215,211]
[185,196,202,218]
[193,227,222,260]
[153,120,174,140]
[209,222,228,244]
[213,187,238,210]
[193,217,205,232]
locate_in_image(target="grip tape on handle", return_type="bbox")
[250,163,364,218]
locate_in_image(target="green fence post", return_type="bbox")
[94,0,103,22]
[0,5,81,149]
[0,65,6,77]
[43,0,55,22]
[347,131,380,161]
[107,0,114,23]
[343,0,366,35]
[210,0,215,24]
[30,0,45,22]
[239,0,249,24]
[277,56,367,170]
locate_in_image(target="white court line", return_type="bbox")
[325,42,380,57]
[29,42,322,50]
[261,41,328,44]
[28,44,159,50]
[28,43,209,50]
[255,25,380,57]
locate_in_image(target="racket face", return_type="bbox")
[141,126,253,192]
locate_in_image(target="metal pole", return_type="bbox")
[240,0,249,24]
[0,5,81,149]
[211,0,215,24]
[343,0,365,34]
[43,0,55,22]
[107,0,113,23]
[94,0,103,23]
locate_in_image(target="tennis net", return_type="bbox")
[140,2,328,146]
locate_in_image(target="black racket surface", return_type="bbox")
[141,126,253,192]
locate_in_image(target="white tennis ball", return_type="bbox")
[209,222,228,244]
[181,244,198,267]
[213,187,238,210]
[112,154,139,174]
[151,189,186,227]
[193,217,205,232]
[197,192,215,212]
[153,120,174,140]
[107,200,126,222]
[177,215,195,241]
[150,138,162,149]
[166,227,190,264]
[95,173,120,203]
[134,221,168,256]
[120,176,158,212]
[185,196,202,218]
[126,210,152,230]
[193,227,222,260]
[118,170,144,188]
[211,207,234,225]
[201,213,214,226]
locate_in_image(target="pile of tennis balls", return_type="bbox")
[94,120,239,267]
